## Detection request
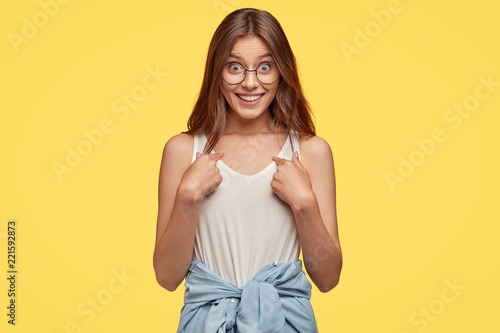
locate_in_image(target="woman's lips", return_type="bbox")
[236,93,264,102]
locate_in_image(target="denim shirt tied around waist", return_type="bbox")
[177,258,318,333]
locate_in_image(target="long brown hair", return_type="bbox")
[184,8,315,154]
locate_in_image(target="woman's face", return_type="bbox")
[220,35,279,124]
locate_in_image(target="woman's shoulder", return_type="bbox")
[159,132,197,175]
[296,133,335,181]
[297,133,333,159]
[162,132,195,157]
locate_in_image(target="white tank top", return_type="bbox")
[190,130,302,288]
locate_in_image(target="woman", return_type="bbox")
[153,8,342,332]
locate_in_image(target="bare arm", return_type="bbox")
[153,133,222,291]
[271,135,342,292]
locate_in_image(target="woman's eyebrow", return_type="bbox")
[257,53,272,59]
[228,53,273,59]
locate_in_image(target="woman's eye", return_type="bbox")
[259,63,271,72]
[228,64,242,72]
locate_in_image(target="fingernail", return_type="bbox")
[218,153,224,158]
[294,151,299,158]
[196,152,201,158]
[272,156,277,161]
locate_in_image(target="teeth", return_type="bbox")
[238,94,263,101]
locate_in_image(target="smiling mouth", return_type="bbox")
[236,94,264,102]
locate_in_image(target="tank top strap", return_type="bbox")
[289,129,301,161]
[191,133,208,164]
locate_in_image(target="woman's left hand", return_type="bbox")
[271,151,315,209]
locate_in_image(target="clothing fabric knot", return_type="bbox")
[236,279,284,332]
[177,258,318,333]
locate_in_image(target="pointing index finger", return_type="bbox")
[208,152,224,160]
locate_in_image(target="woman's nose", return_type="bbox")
[241,70,259,89]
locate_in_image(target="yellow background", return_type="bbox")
[1,0,499,332]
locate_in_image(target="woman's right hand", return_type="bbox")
[177,152,224,203]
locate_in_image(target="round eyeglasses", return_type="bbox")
[222,61,280,85]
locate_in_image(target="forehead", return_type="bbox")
[229,35,271,58]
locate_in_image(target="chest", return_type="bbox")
[212,133,289,176]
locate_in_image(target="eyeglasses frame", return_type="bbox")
[221,61,280,85]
